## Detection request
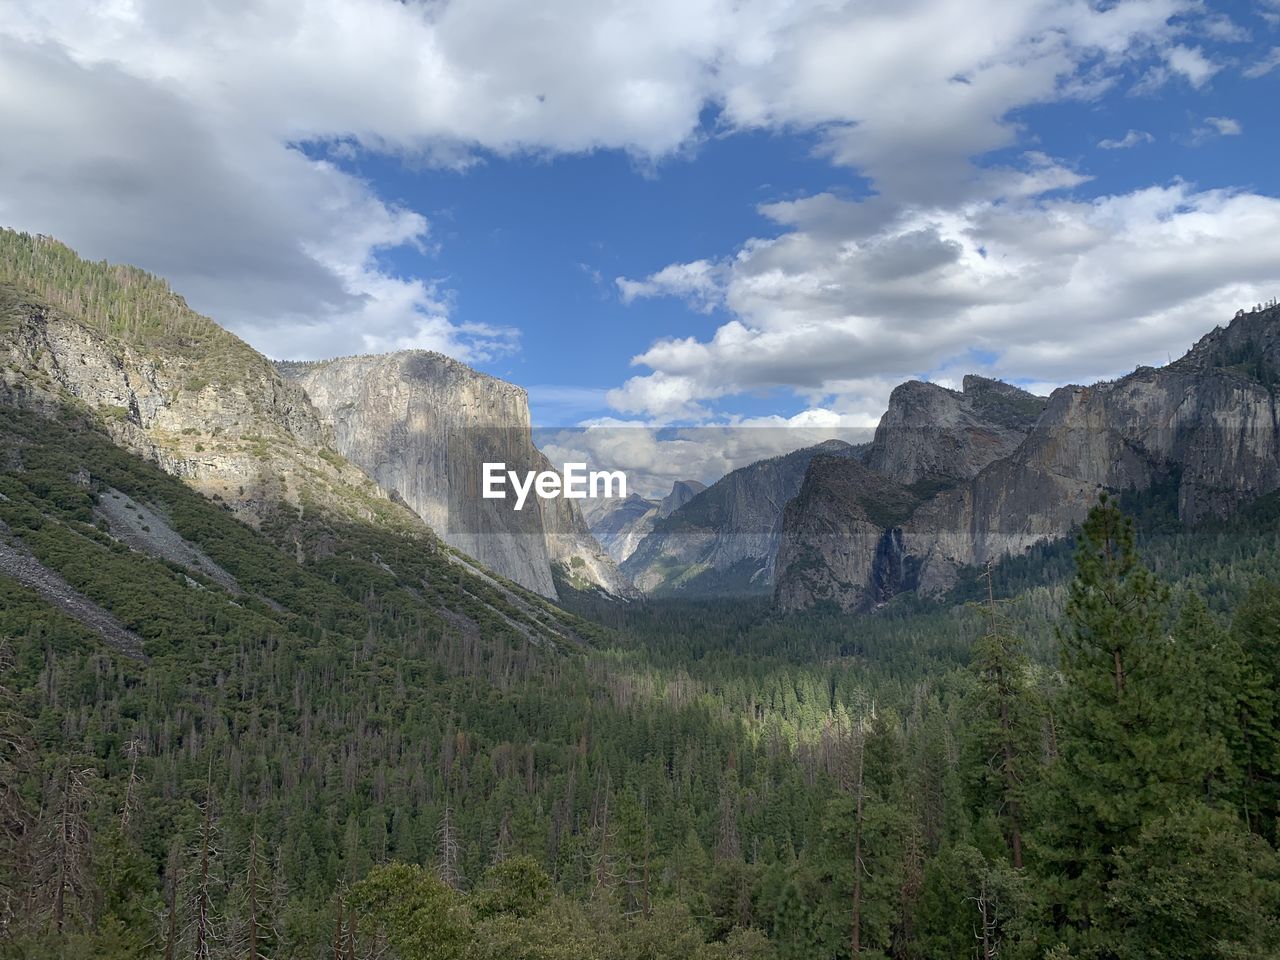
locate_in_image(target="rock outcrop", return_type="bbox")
[773,457,921,612]
[281,352,634,599]
[622,441,857,594]
[864,377,1047,487]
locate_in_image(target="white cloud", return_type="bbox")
[0,0,1251,392]
[538,415,876,499]
[0,38,515,361]
[1099,129,1155,149]
[0,0,1196,362]
[1197,115,1244,138]
[611,182,1280,419]
[1244,47,1280,78]
[616,260,723,312]
[1164,44,1220,87]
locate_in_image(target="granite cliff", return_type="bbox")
[280,352,634,599]
[775,303,1280,611]
[864,376,1047,488]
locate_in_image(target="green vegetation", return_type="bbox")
[1,404,1278,958]
[0,230,272,398]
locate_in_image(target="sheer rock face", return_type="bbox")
[776,305,1280,612]
[864,376,1047,486]
[773,457,921,613]
[280,352,634,600]
[0,286,399,528]
[622,442,858,595]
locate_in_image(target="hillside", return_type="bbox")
[0,231,408,530]
[621,441,859,595]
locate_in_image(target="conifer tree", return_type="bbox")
[1230,581,1280,842]
[964,564,1039,870]
[1034,498,1253,956]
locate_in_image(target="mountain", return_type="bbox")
[280,353,634,600]
[658,478,707,517]
[775,303,1280,611]
[863,375,1047,489]
[0,230,596,657]
[0,231,405,530]
[583,479,707,564]
[621,441,857,594]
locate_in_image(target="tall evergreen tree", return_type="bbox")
[1231,581,1280,843]
[963,565,1040,870]
[1033,498,1175,953]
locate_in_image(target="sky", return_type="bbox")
[1,0,1279,488]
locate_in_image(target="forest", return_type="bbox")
[0,403,1279,959]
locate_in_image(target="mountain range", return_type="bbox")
[4,228,1280,624]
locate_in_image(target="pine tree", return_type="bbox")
[1033,498,1245,956]
[1230,580,1280,842]
[964,564,1039,870]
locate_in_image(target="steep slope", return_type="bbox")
[0,231,407,530]
[776,303,1280,611]
[622,441,857,594]
[0,404,593,661]
[281,352,634,599]
[584,479,708,564]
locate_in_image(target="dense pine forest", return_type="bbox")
[0,400,1278,959]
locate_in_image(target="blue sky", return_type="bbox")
[339,123,843,422]
[2,0,1280,450]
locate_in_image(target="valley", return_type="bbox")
[1,231,1279,958]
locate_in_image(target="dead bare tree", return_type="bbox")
[33,761,97,934]
[119,736,146,832]
[180,764,222,960]
[436,804,462,890]
[967,875,1001,960]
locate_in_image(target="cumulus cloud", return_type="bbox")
[0,35,517,361]
[3,0,1264,412]
[0,0,1198,362]
[616,260,723,312]
[1099,129,1155,149]
[612,182,1280,420]
[1163,44,1220,87]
